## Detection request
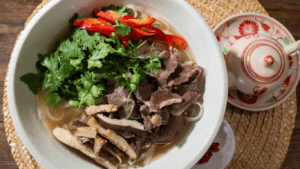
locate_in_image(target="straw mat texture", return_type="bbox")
[3,0,297,168]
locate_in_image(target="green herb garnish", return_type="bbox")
[20,15,163,109]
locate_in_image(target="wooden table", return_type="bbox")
[0,0,299,168]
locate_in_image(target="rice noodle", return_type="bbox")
[184,102,204,122]
[137,43,165,59]
[151,14,170,31]
[124,4,138,18]
[136,145,156,165]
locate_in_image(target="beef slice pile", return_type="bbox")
[65,47,204,167]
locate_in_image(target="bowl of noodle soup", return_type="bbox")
[7,0,227,168]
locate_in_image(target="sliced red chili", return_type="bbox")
[95,10,121,24]
[122,15,136,19]
[73,20,85,26]
[145,25,172,46]
[166,34,187,49]
[120,16,156,27]
[132,27,155,36]
[79,18,115,35]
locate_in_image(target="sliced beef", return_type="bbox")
[128,133,150,154]
[106,86,138,119]
[135,78,156,104]
[160,111,170,125]
[140,105,151,116]
[168,61,203,88]
[149,89,182,112]
[157,114,184,143]
[72,113,91,127]
[169,91,201,116]
[157,47,181,88]
[142,114,153,131]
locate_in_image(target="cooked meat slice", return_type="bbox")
[94,135,107,155]
[85,104,121,115]
[94,157,118,169]
[135,78,156,103]
[96,114,145,131]
[106,86,129,105]
[157,114,184,143]
[157,47,181,88]
[87,117,137,160]
[169,91,201,116]
[140,105,151,116]
[142,114,153,131]
[71,120,86,127]
[71,113,91,127]
[149,89,182,112]
[75,127,97,138]
[160,111,170,125]
[53,127,117,169]
[53,127,96,159]
[105,146,123,163]
[106,86,138,119]
[168,62,203,88]
[78,137,90,144]
[150,114,162,127]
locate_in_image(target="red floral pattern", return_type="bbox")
[288,55,293,69]
[239,20,259,36]
[237,91,258,104]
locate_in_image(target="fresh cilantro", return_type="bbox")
[20,73,43,95]
[114,20,132,36]
[151,24,159,28]
[102,4,131,15]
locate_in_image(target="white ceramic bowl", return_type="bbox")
[7,0,227,168]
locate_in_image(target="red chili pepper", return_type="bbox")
[73,20,85,26]
[79,18,115,35]
[95,10,121,24]
[122,41,128,48]
[166,34,187,49]
[132,27,155,36]
[122,15,136,19]
[120,16,156,27]
[145,25,172,46]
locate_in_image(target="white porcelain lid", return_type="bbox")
[245,39,285,81]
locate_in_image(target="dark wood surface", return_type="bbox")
[0,0,299,168]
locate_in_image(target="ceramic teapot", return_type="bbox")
[226,34,300,96]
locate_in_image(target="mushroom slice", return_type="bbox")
[94,135,107,155]
[105,146,123,163]
[94,157,118,169]
[53,127,117,169]
[96,114,145,131]
[53,127,96,159]
[86,104,121,115]
[87,117,137,160]
[75,127,97,138]
[78,137,90,144]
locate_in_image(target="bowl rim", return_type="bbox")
[7,0,228,168]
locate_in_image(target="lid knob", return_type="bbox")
[264,55,274,66]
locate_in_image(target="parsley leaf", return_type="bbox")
[114,20,132,36]
[20,73,44,95]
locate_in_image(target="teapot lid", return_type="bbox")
[242,38,286,82]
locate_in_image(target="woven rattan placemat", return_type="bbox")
[3,0,297,168]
